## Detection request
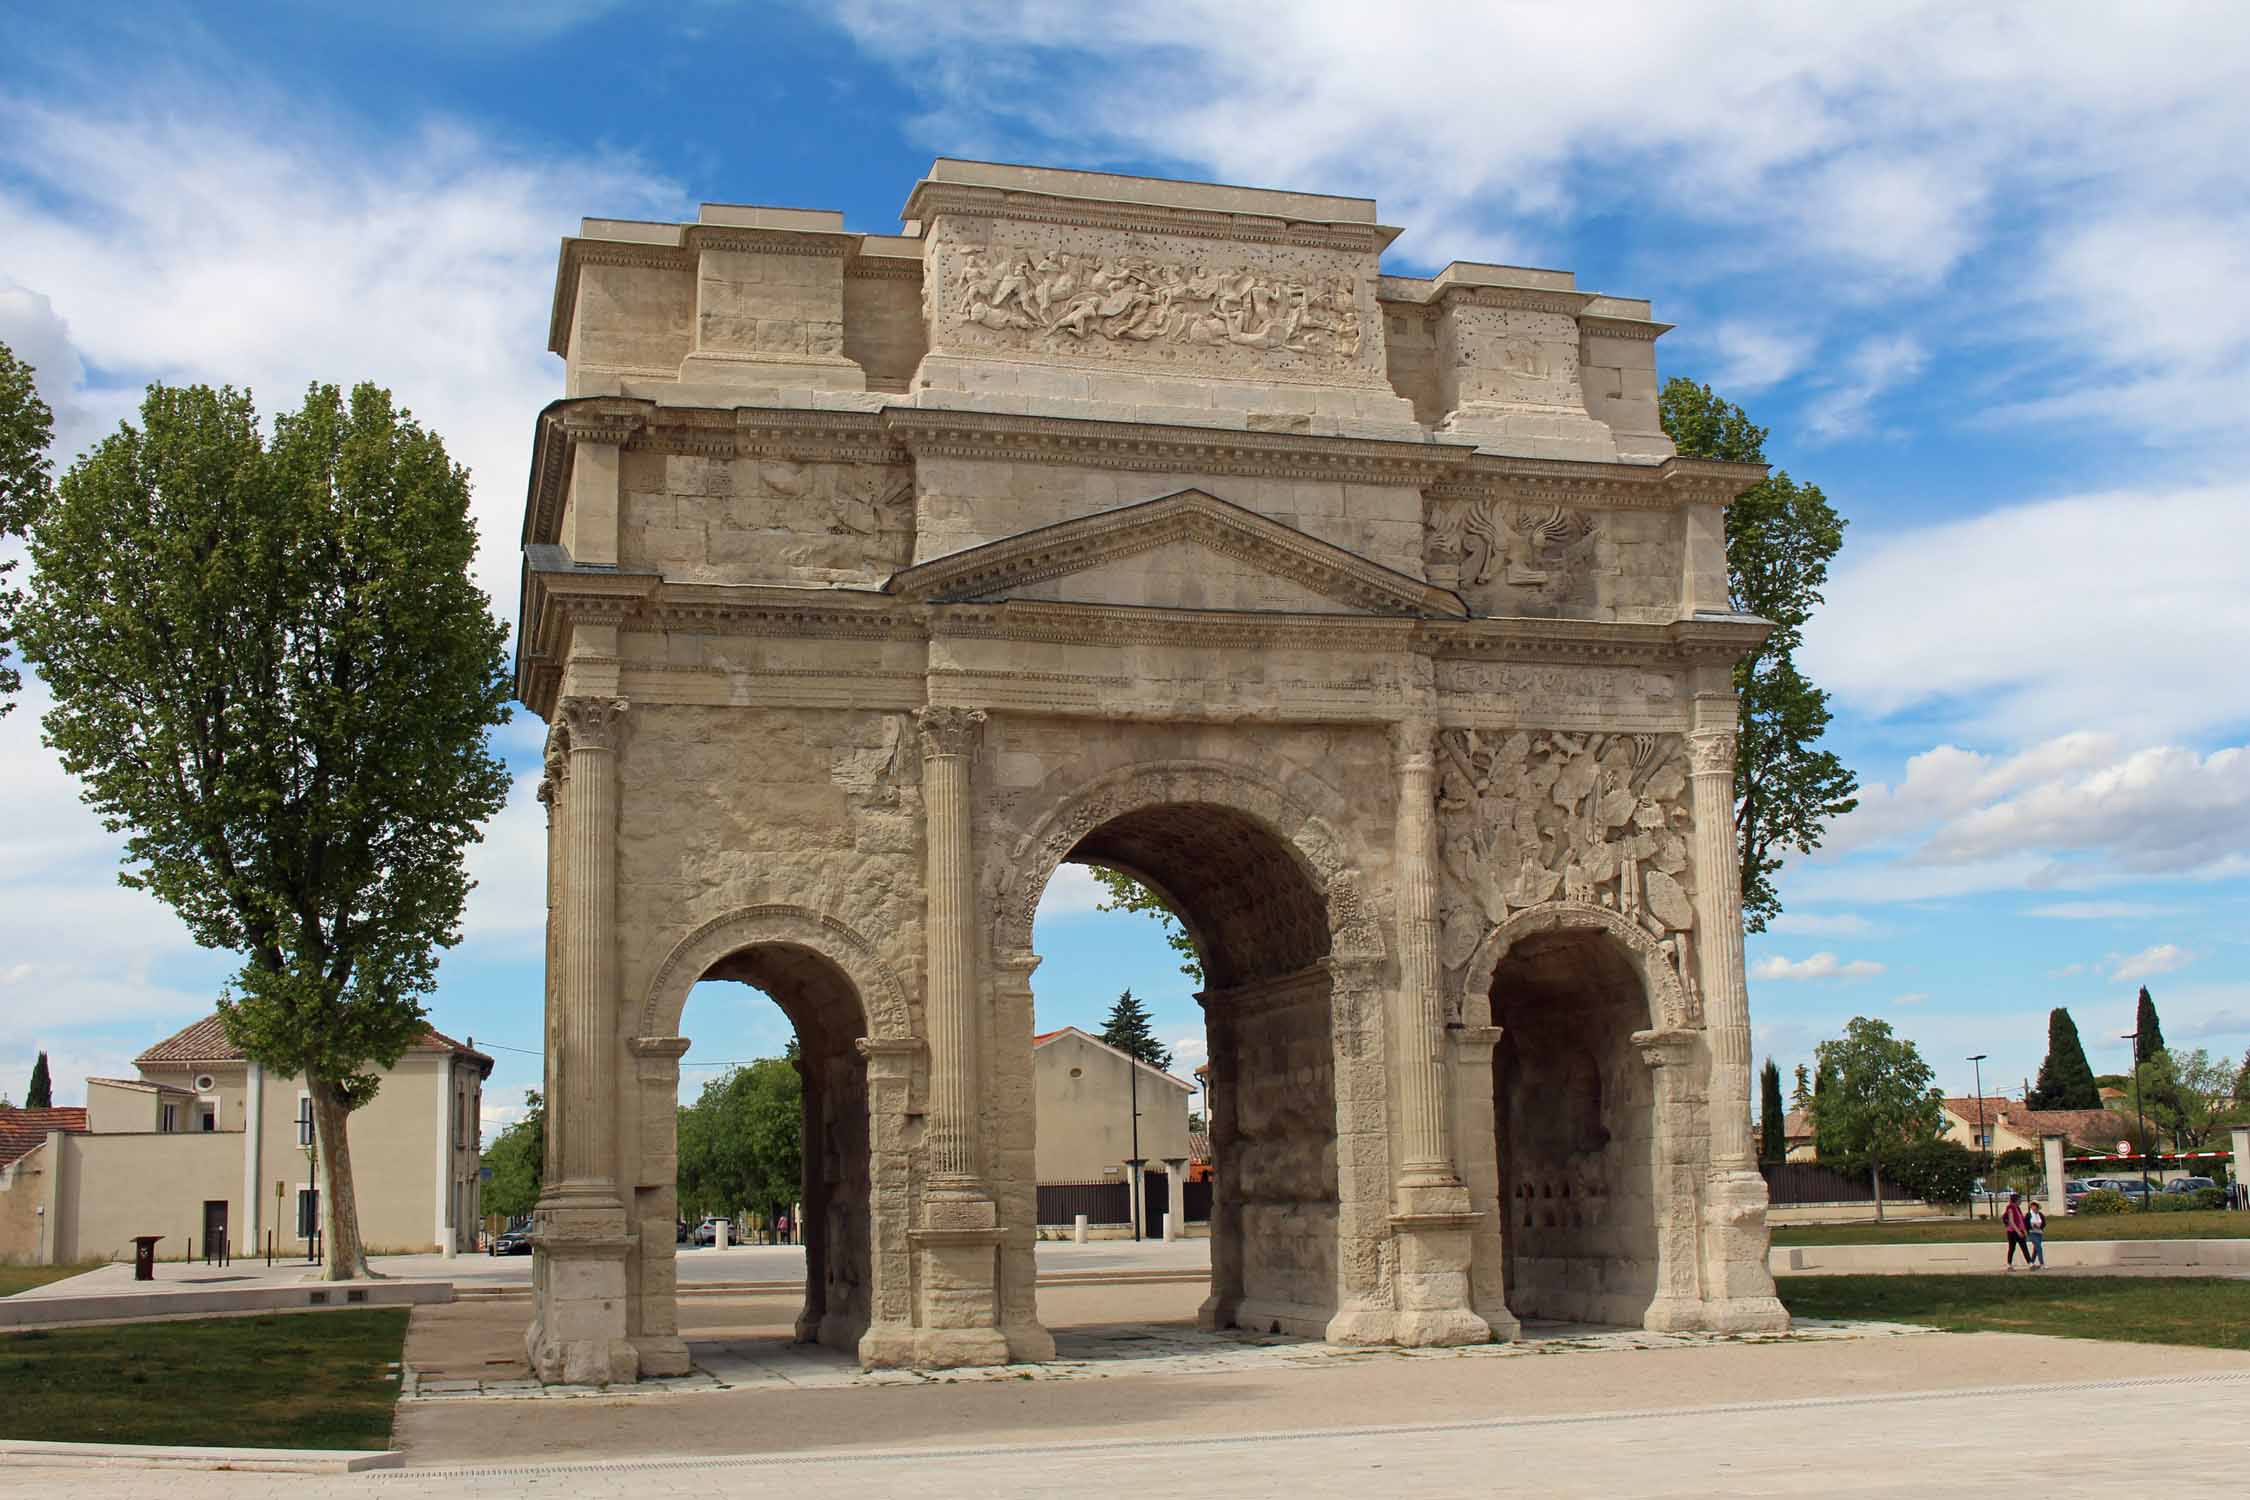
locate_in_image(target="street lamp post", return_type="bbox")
[1969,1054,1989,1218]
[2122,1029,2154,1210]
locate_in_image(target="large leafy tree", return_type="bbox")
[19,382,512,1279]
[0,339,56,717]
[480,1090,546,1222]
[1099,989,1173,1070]
[1758,1057,1786,1162]
[2139,1048,2232,1152]
[1660,380,1859,931]
[1812,1017,1944,1220]
[25,1052,52,1109]
[2027,1007,2100,1110]
[676,1057,802,1223]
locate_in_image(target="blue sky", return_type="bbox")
[3,2,2247,1130]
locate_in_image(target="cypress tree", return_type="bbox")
[2133,987,2166,1062]
[1098,989,1173,1070]
[25,1052,51,1109]
[1758,1058,1786,1162]
[2027,1008,2099,1110]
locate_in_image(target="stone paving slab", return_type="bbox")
[398,1316,1932,1402]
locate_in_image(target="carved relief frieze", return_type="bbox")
[1435,661,1678,706]
[1433,728,1701,1013]
[1424,498,1598,613]
[708,459,915,579]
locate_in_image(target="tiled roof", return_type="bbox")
[1940,1096,2014,1126]
[137,1012,494,1071]
[1189,1131,1212,1160]
[1783,1109,1814,1140]
[1031,1026,1196,1090]
[2003,1106,2132,1147]
[0,1107,88,1168]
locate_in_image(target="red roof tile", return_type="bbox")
[0,1107,88,1168]
[137,1012,493,1071]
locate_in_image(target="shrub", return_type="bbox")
[2149,1187,2227,1212]
[1883,1139,1981,1205]
[2077,1189,2131,1216]
[1992,1148,2039,1174]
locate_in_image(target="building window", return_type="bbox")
[297,1095,315,1147]
[161,1103,177,1133]
[200,1104,217,1132]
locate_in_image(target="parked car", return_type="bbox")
[676,1218,690,1244]
[688,1216,729,1247]
[2063,1180,2100,1213]
[2164,1176,2216,1195]
[488,1228,533,1256]
[2109,1178,2156,1205]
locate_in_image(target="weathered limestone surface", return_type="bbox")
[520,161,1783,1383]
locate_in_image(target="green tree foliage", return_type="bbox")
[1099,989,1173,1070]
[2027,1007,2100,1110]
[0,339,56,716]
[1087,864,1202,983]
[1812,1017,1944,1219]
[676,1058,802,1223]
[2232,1048,2250,1119]
[24,1053,52,1109]
[2139,1048,2233,1152]
[1659,380,1859,932]
[1758,1058,1786,1162]
[19,382,512,1279]
[2132,987,2167,1062]
[1790,1062,1813,1111]
[479,1091,545,1222]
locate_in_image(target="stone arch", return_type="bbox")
[995,757,1385,969]
[638,903,914,1044]
[1457,901,1689,1034]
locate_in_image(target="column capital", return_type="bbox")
[914,704,987,759]
[560,695,629,752]
[1632,1027,1700,1069]
[628,1035,692,1060]
[1391,714,1438,770]
[1686,729,1737,778]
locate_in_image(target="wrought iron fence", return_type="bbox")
[1036,1180,1131,1225]
[1761,1161,1913,1205]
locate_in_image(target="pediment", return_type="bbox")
[886,489,1468,618]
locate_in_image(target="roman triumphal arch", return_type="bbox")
[516,160,1790,1385]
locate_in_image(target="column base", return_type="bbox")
[527,1194,638,1386]
[1004,1320,1057,1363]
[911,1224,1010,1369]
[1701,1168,1790,1334]
[858,1321,918,1369]
[1198,1291,1241,1332]
[1642,1295,1706,1334]
[1324,1302,1398,1346]
[1389,1208,1492,1347]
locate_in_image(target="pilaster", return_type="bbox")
[1634,1028,1708,1332]
[625,1036,691,1376]
[1450,1023,1517,1340]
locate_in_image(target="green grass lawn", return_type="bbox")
[1780,1275,2250,1351]
[0,1309,408,1450]
[0,1262,106,1297]
[1771,1209,2248,1247]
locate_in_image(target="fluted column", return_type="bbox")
[1687,726,1752,1172]
[558,696,627,1191]
[537,735,565,1186]
[1392,717,1459,1191]
[917,705,986,1196]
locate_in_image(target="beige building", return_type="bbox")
[520,159,1787,1385]
[1937,1096,2134,1157]
[1032,1027,1194,1182]
[0,1014,490,1264]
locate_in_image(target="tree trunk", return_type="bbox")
[309,1074,374,1281]
[1871,1161,1885,1224]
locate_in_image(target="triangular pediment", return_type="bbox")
[886,489,1468,618]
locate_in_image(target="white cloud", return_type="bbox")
[2108,944,2192,984]
[1701,320,1816,393]
[1751,952,1886,981]
[2047,962,2087,979]
[1804,488,2250,743]
[1034,862,1110,921]
[2025,902,2176,921]
[1767,911,1877,937]
[1802,332,1926,441]
[458,770,549,953]
[1890,992,1929,1007]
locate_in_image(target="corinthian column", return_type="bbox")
[909,705,1008,1369]
[528,696,639,1386]
[558,696,628,1192]
[1392,717,1459,1192]
[1686,727,1751,1173]
[1375,717,1488,1350]
[916,705,987,1197]
[1685,713,1789,1333]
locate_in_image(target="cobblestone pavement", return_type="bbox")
[12,1369,2249,1497]
[400,1316,1932,1401]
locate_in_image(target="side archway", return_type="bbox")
[1456,900,1691,1034]
[638,903,916,1044]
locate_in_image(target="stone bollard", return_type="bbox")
[1073,1213,1088,1245]
[2042,1135,2067,1221]
[715,1219,729,1251]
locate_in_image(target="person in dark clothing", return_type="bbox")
[2002,1192,2030,1268]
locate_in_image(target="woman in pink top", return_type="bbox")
[2002,1193,2030,1268]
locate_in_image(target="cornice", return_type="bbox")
[1440,285,1596,317]
[882,407,1473,486]
[932,598,1427,653]
[1580,315,1674,342]
[1430,453,1767,510]
[889,488,1468,619]
[909,182,1388,255]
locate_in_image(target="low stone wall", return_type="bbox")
[1772,1238,2250,1276]
[1767,1200,1948,1226]
[0,1277,452,1329]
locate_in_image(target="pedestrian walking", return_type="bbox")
[2025,1201,2046,1269]
[2002,1192,2030,1269]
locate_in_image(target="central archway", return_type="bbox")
[999,759,1387,1342]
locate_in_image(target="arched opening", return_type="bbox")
[676,942,873,1353]
[1032,799,1339,1338]
[1488,926,1658,1327]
